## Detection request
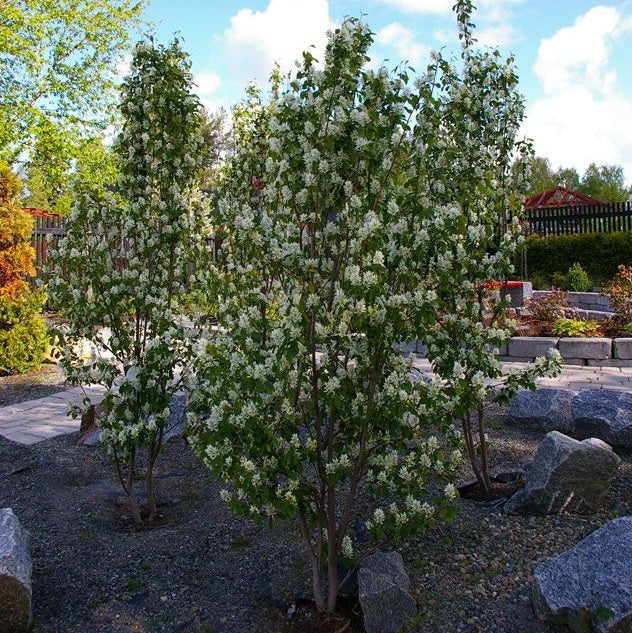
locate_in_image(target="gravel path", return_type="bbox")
[0,364,67,407]
[0,415,630,632]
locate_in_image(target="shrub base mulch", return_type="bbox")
[0,420,630,633]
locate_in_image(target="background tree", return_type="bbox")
[0,0,144,203]
[197,107,231,191]
[22,138,119,215]
[517,155,629,202]
[556,166,580,191]
[578,163,629,202]
[49,38,206,526]
[524,156,557,194]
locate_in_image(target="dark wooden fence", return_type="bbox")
[30,213,66,281]
[28,216,220,283]
[524,201,632,236]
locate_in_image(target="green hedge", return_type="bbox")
[524,232,632,284]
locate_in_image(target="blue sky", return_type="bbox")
[141,0,632,184]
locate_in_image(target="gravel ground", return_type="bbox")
[0,412,630,633]
[0,364,67,406]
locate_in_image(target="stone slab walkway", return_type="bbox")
[413,359,632,392]
[1,361,631,446]
[0,385,104,445]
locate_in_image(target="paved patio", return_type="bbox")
[0,385,104,445]
[1,361,631,446]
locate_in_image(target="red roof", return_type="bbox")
[22,207,62,218]
[524,186,602,209]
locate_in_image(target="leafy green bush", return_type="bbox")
[524,232,632,285]
[550,263,592,292]
[565,263,592,292]
[0,290,48,374]
[529,271,550,290]
[551,317,600,337]
[551,271,566,289]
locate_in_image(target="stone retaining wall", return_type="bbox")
[400,337,632,367]
[531,291,613,313]
[501,336,632,367]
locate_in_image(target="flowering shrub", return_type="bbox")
[187,4,560,613]
[0,161,47,374]
[602,264,632,327]
[48,39,206,525]
[522,288,575,335]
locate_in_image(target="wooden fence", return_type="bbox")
[523,201,632,236]
[27,201,631,280]
[30,213,66,281]
[28,216,220,283]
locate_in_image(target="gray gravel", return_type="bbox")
[0,433,309,633]
[0,409,630,633]
[403,419,632,633]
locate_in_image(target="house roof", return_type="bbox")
[524,186,602,209]
[22,207,62,218]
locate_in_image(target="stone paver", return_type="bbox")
[1,360,632,446]
[412,359,632,392]
[0,386,104,445]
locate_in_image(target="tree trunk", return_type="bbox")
[326,487,338,613]
[126,447,142,525]
[298,511,325,612]
[477,406,493,493]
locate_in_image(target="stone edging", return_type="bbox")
[397,337,632,367]
[501,336,632,367]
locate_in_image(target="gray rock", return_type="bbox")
[571,389,632,449]
[533,517,632,632]
[506,388,575,433]
[504,431,620,515]
[358,551,417,633]
[0,508,32,633]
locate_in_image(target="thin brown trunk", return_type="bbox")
[476,406,492,492]
[126,447,142,525]
[326,489,338,613]
[145,428,164,523]
[298,511,325,612]
[462,412,486,493]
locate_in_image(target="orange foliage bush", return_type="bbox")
[0,162,36,299]
[0,161,47,375]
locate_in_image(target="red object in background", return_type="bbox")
[524,186,602,209]
[483,281,524,289]
[21,207,62,219]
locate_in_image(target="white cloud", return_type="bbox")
[476,23,518,48]
[376,22,429,67]
[221,0,332,85]
[478,0,524,24]
[194,71,222,97]
[524,6,632,183]
[534,6,621,94]
[376,0,452,14]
